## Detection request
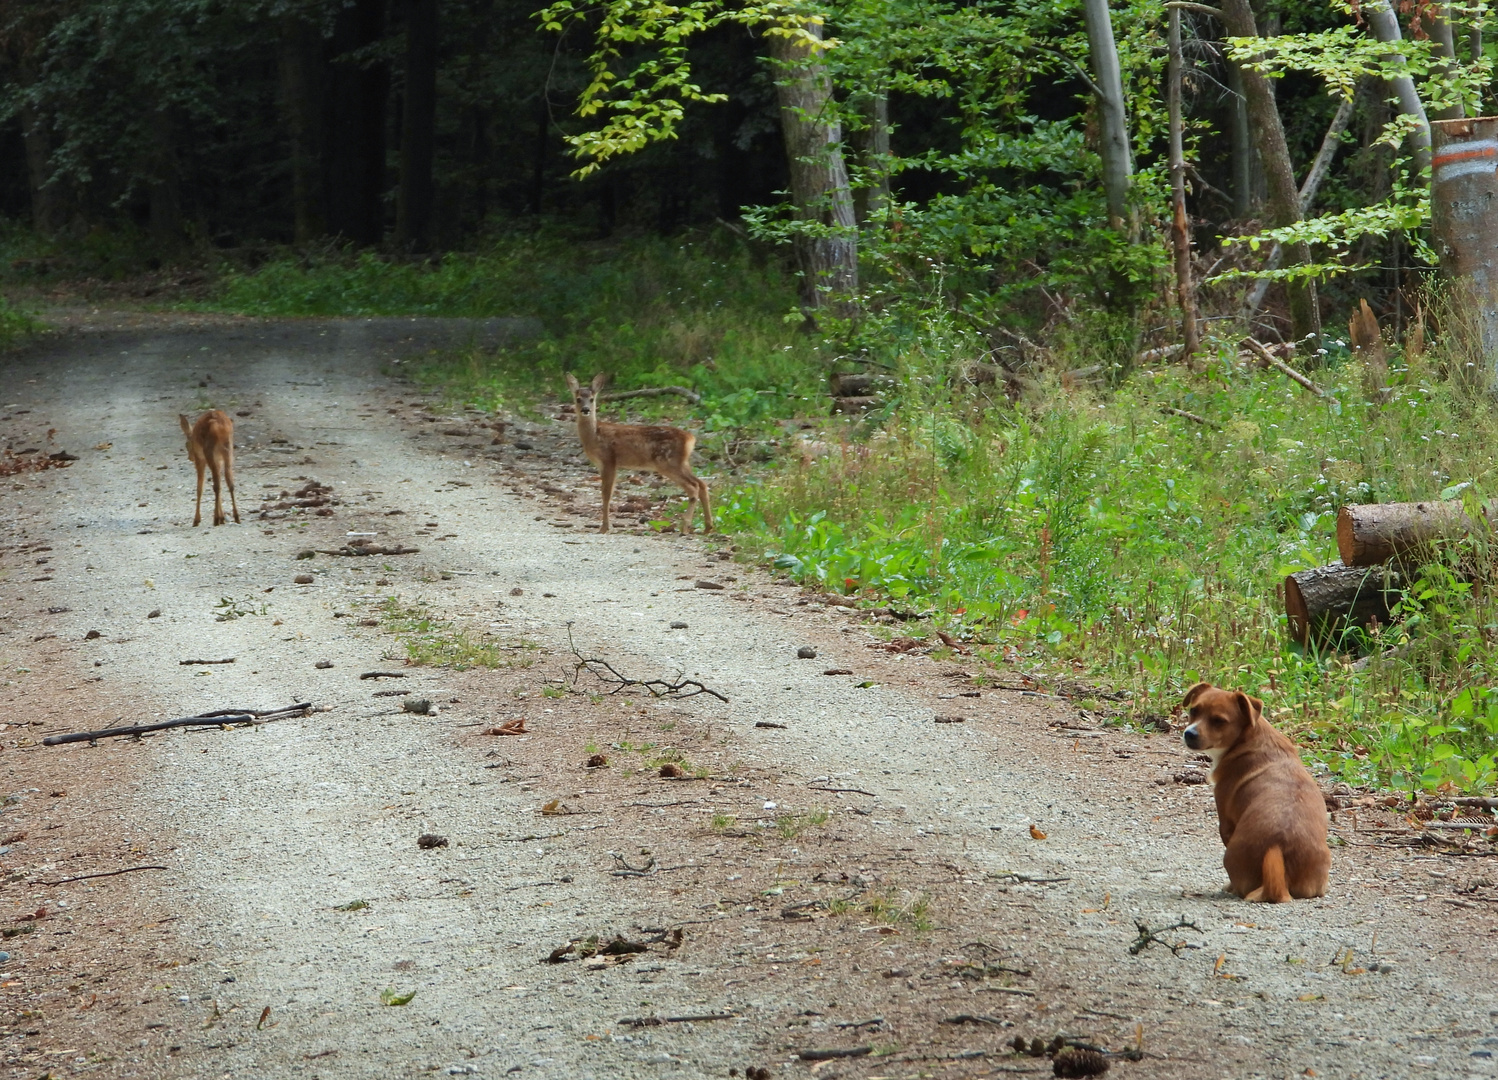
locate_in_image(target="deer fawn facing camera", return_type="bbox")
[179,410,240,527]
[565,373,712,534]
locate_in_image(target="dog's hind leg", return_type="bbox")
[1244,846,1291,903]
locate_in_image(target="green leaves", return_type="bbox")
[380,987,417,1007]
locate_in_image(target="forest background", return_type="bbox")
[4,0,1498,795]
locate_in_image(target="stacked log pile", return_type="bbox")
[1284,501,1490,647]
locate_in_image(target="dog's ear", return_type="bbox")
[1182,682,1214,709]
[1245,694,1265,720]
[591,372,608,392]
[565,373,580,392]
[1232,691,1261,725]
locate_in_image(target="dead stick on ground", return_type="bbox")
[809,785,878,796]
[566,624,728,702]
[619,1013,738,1027]
[359,671,408,680]
[1159,406,1220,429]
[796,1047,873,1061]
[43,704,313,746]
[1129,917,1202,955]
[179,658,235,666]
[599,386,702,405]
[39,865,170,886]
[1244,338,1333,401]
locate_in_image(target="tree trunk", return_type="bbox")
[1361,0,1433,174]
[1337,500,1493,566]
[1167,6,1198,360]
[850,90,890,224]
[1220,0,1320,346]
[1228,64,1255,219]
[1284,561,1403,647]
[19,102,63,235]
[1081,0,1132,232]
[1428,4,1466,122]
[146,108,182,246]
[396,0,439,251]
[327,0,389,245]
[767,22,858,316]
[278,15,327,244]
[1240,90,1359,325]
[1431,116,1498,387]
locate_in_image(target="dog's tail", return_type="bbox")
[1257,845,1291,903]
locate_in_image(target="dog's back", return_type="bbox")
[1183,683,1330,902]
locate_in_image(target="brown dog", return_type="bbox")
[1182,683,1330,902]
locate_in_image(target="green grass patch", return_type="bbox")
[378,598,536,670]
[774,807,831,839]
[0,294,44,351]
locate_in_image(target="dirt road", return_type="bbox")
[2,317,1497,1080]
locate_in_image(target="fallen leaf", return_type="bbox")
[483,718,527,736]
[380,987,417,1007]
[1029,824,1047,840]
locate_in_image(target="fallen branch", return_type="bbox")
[1243,338,1332,401]
[619,1012,737,1027]
[941,1014,1009,1026]
[611,854,658,877]
[179,658,235,666]
[359,671,408,680]
[1159,406,1220,429]
[317,544,420,556]
[796,1047,872,1061]
[600,385,702,405]
[38,864,169,886]
[43,703,314,746]
[809,784,878,796]
[566,625,728,702]
[1128,917,1202,956]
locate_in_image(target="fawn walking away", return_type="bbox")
[565,373,712,534]
[179,410,240,527]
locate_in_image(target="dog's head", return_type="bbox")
[1181,682,1262,762]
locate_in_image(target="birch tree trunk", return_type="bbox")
[1081,0,1132,231]
[767,22,858,316]
[1220,0,1320,346]
[850,90,891,224]
[1361,0,1433,173]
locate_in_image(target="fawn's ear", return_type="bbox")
[565,373,579,392]
[591,372,608,392]
[179,414,192,437]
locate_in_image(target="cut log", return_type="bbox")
[1336,501,1491,567]
[1284,561,1403,647]
[829,372,893,397]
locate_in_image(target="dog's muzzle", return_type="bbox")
[1182,724,1201,750]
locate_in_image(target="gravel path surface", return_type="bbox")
[3,317,1497,1080]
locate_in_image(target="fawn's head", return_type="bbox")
[565,373,607,422]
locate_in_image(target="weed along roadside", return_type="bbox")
[1,319,1496,1080]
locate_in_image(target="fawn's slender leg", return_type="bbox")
[600,459,616,533]
[223,447,240,523]
[211,461,225,526]
[192,460,206,527]
[697,478,713,533]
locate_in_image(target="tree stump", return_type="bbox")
[1284,561,1403,648]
